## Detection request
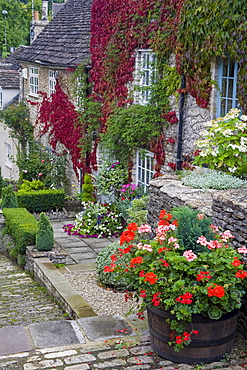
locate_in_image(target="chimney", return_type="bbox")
[34,10,39,21]
[42,0,48,21]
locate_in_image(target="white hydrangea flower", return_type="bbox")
[222,129,233,136]
[240,114,247,122]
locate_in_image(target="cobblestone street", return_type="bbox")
[0,253,68,328]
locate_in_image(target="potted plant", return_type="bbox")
[103,209,247,364]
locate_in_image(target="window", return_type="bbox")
[0,87,2,110]
[136,150,154,192]
[5,143,12,163]
[29,66,39,95]
[76,76,84,107]
[48,70,57,96]
[135,50,156,104]
[217,58,238,117]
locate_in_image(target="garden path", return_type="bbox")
[51,220,116,265]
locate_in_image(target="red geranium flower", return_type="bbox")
[144,272,158,284]
[130,256,143,268]
[127,222,138,231]
[235,270,247,279]
[176,292,193,304]
[120,230,135,245]
[207,284,225,298]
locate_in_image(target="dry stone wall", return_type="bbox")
[147,175,247,248]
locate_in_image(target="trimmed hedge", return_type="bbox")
[17,189,65,212]
[2,208,38,257]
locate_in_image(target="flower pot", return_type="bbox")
[146,305,238,364]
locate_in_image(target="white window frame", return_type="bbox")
[29,66,39,95]
[135,49,156,105]
[0,87,3,110]
[136,150,154,192]
[5,143,12,164]
[76,76,84,107]
[48,70,57,96]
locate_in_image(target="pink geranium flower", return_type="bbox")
[138,224,152,233]
[183,250,197,261]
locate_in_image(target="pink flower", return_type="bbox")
[137,243,153,252]
[22,170,28,173]
[238,246,247,254]
[197,236,208,246]
[207,240,223,249]
[41,160,45,163]
[219,230,234,242]
[38,172,43,177]
[183,250,197,262]
[156,225,170,234]
[138,224,152,233]
[210,224,219,232]
[197,213,204,220]
[168,237,178,243]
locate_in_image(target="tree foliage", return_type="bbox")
[0,101,34,154]
[0,0,42,49]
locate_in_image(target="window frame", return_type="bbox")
[29,66,39,95]
[216,57,238,117]
[135,49,156,105]
[0,87,3,110]
[5,143,12,164]
[135,149,154,192]
[48,70,57,96]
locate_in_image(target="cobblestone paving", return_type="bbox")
[0,341,245,370]
[0,253,69,328]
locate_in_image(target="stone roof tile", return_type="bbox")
[16,0,91,68]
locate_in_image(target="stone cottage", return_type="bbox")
[16,0,92,188]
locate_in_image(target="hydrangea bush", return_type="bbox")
[194,108,247,177]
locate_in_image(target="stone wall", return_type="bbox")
[147,175,214,227]
[25,245,68,273]
[212,189,247,248]
[148,175,247,248]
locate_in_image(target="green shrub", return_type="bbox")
[36,212,54,251]
[80,173,95,202]
[17,189,65,212]
[2,208,38,255]
[2,185,18,208]
[96,241,133,290]
[171,206,215,253]
[18,179,45,191]
[126,195,149,225]
[0,167,7,198]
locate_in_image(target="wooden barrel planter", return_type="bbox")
[147,305,238,364]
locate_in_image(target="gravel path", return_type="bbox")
[63,270,140,316]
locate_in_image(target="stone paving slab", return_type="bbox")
[28,320,86,348]
[78,314,135,341]
[0,326,32,356]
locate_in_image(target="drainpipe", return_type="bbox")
[176,74,186,171]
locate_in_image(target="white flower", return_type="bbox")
[240,115,247,122]
[222,129,233,137]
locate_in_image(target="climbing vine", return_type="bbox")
[90,0,183,175]
[37,79,84,175]
[37,0,247,178]
[177,0,247,110]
